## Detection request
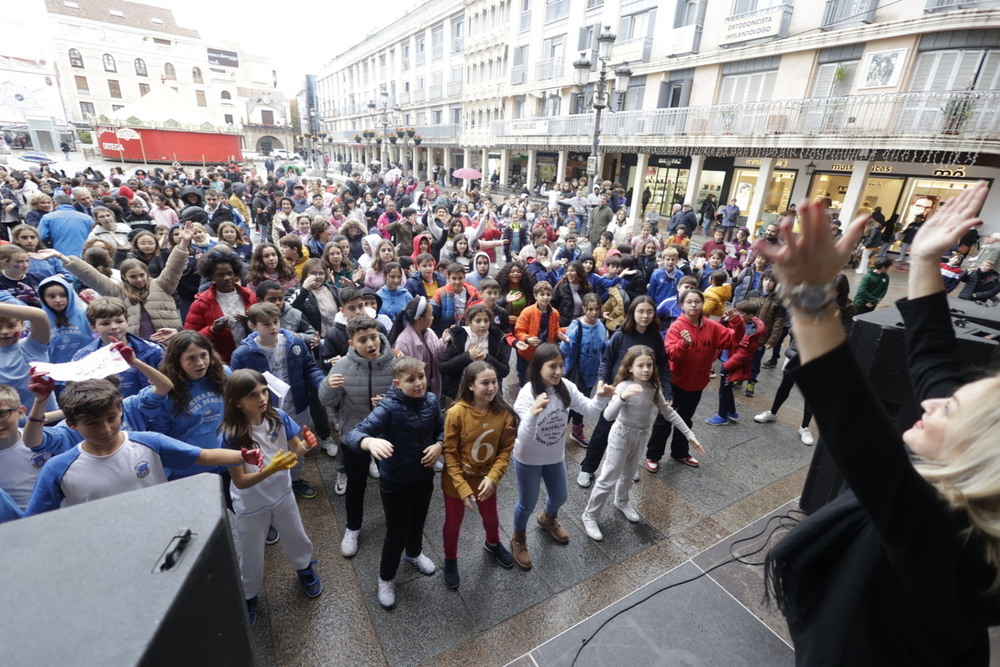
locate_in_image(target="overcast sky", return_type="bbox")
[162,0,415,93]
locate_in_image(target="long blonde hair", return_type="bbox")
[913,376,1000,590]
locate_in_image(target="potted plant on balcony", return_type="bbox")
[413,135,422,145]
[942,90,977,135]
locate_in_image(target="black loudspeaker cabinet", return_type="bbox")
[0,474,254,666]
[801,305,999,514]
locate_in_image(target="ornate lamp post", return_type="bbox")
[573,25,632,181]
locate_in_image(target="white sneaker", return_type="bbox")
[341,528,360,557]
[577,471,592,488]
[403,552,436,575]
[632,468,640,482]
[369,459,380,479]
[323,439,338,458]
[799,427,815,446]
[616,503,641,523]
[754,410,776,423]
[377,577,396,609]
[582,514,603,541]
[334,471,348,496]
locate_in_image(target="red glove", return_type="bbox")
[241,448,264,470]
[28,368,55,400]
[301,425,318,450]
[109,336,136,365]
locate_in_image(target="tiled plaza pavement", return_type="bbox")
[244,266,997,666]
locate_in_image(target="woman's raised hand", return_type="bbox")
[761,200,867,288]
[910,181,988,262]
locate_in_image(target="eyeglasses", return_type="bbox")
[0,408,17,421]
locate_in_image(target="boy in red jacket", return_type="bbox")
[705,300,766,425]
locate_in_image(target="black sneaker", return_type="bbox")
[266,526,279,545]
[484,540,515,568]
[292,479,317,499]
[761,360,777,369]
[246,596,259,627]
[443,558,460,589]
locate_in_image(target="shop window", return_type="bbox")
[102,53,116,72]
[69,49,84,68]
[134,58,147,76]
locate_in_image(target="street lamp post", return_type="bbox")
[573,25,632,182]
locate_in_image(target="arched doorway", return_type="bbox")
[256,136,283,155]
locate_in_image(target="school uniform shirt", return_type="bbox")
[513,379,609,466]
[25,432,203,516]
[0,424,79,508]
[138,373,229,477]
[225,409,299,516]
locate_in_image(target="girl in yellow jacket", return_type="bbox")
[441,360,518,589]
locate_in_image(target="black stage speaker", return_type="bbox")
[0,474,254,666]
[800,305,1000,514]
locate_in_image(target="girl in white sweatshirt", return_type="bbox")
[509,343,613,570]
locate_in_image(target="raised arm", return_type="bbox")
[0,301,50,346]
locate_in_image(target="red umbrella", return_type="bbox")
[452,167,482,180]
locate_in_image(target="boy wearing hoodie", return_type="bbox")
[322,286,389,363]
[319,315,396,552]
[177,185,208,226]
[230,302,326,499]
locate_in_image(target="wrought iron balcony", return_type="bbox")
[491,90,1000,149]
[821,0,877,29]
[535,57,565,80]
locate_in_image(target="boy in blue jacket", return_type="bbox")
[231,302,326,499]
[404,253,447,300]
[71,297,163,399]
[344,356,444,610]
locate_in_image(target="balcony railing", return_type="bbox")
[429,84,443,99]
[491,90,1000,145]
[414,123,459,139]
[447,81,463,96]
[535,57,565,80]
[398,92,410,104]
[926,0,1000,9]
[611,36,653,63]
[821,0,877,28]
[665,24,702,56]
[511,65,527,85]
[519,11,531,31]
[452,36,464,53]
[412,89,426,103]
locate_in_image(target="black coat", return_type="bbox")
[768,291,1000,665]
[439,325,510,399]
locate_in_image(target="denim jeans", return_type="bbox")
[513,459,568,532]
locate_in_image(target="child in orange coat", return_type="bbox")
[513,281,565,384]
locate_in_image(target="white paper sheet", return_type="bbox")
[32,345,131,382]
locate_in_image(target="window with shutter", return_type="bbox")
[901,48,1000,134]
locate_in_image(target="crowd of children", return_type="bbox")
[1,162,975,621]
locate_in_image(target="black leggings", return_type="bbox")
[771,371,812,429]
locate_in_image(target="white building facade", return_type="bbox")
[41,0,291,154]
[316,0,1000,232]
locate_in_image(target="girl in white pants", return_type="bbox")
[582,346,704,541]
[221,369,322,626]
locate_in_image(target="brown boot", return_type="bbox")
[511,530,532,570]
[537,510,570,544]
